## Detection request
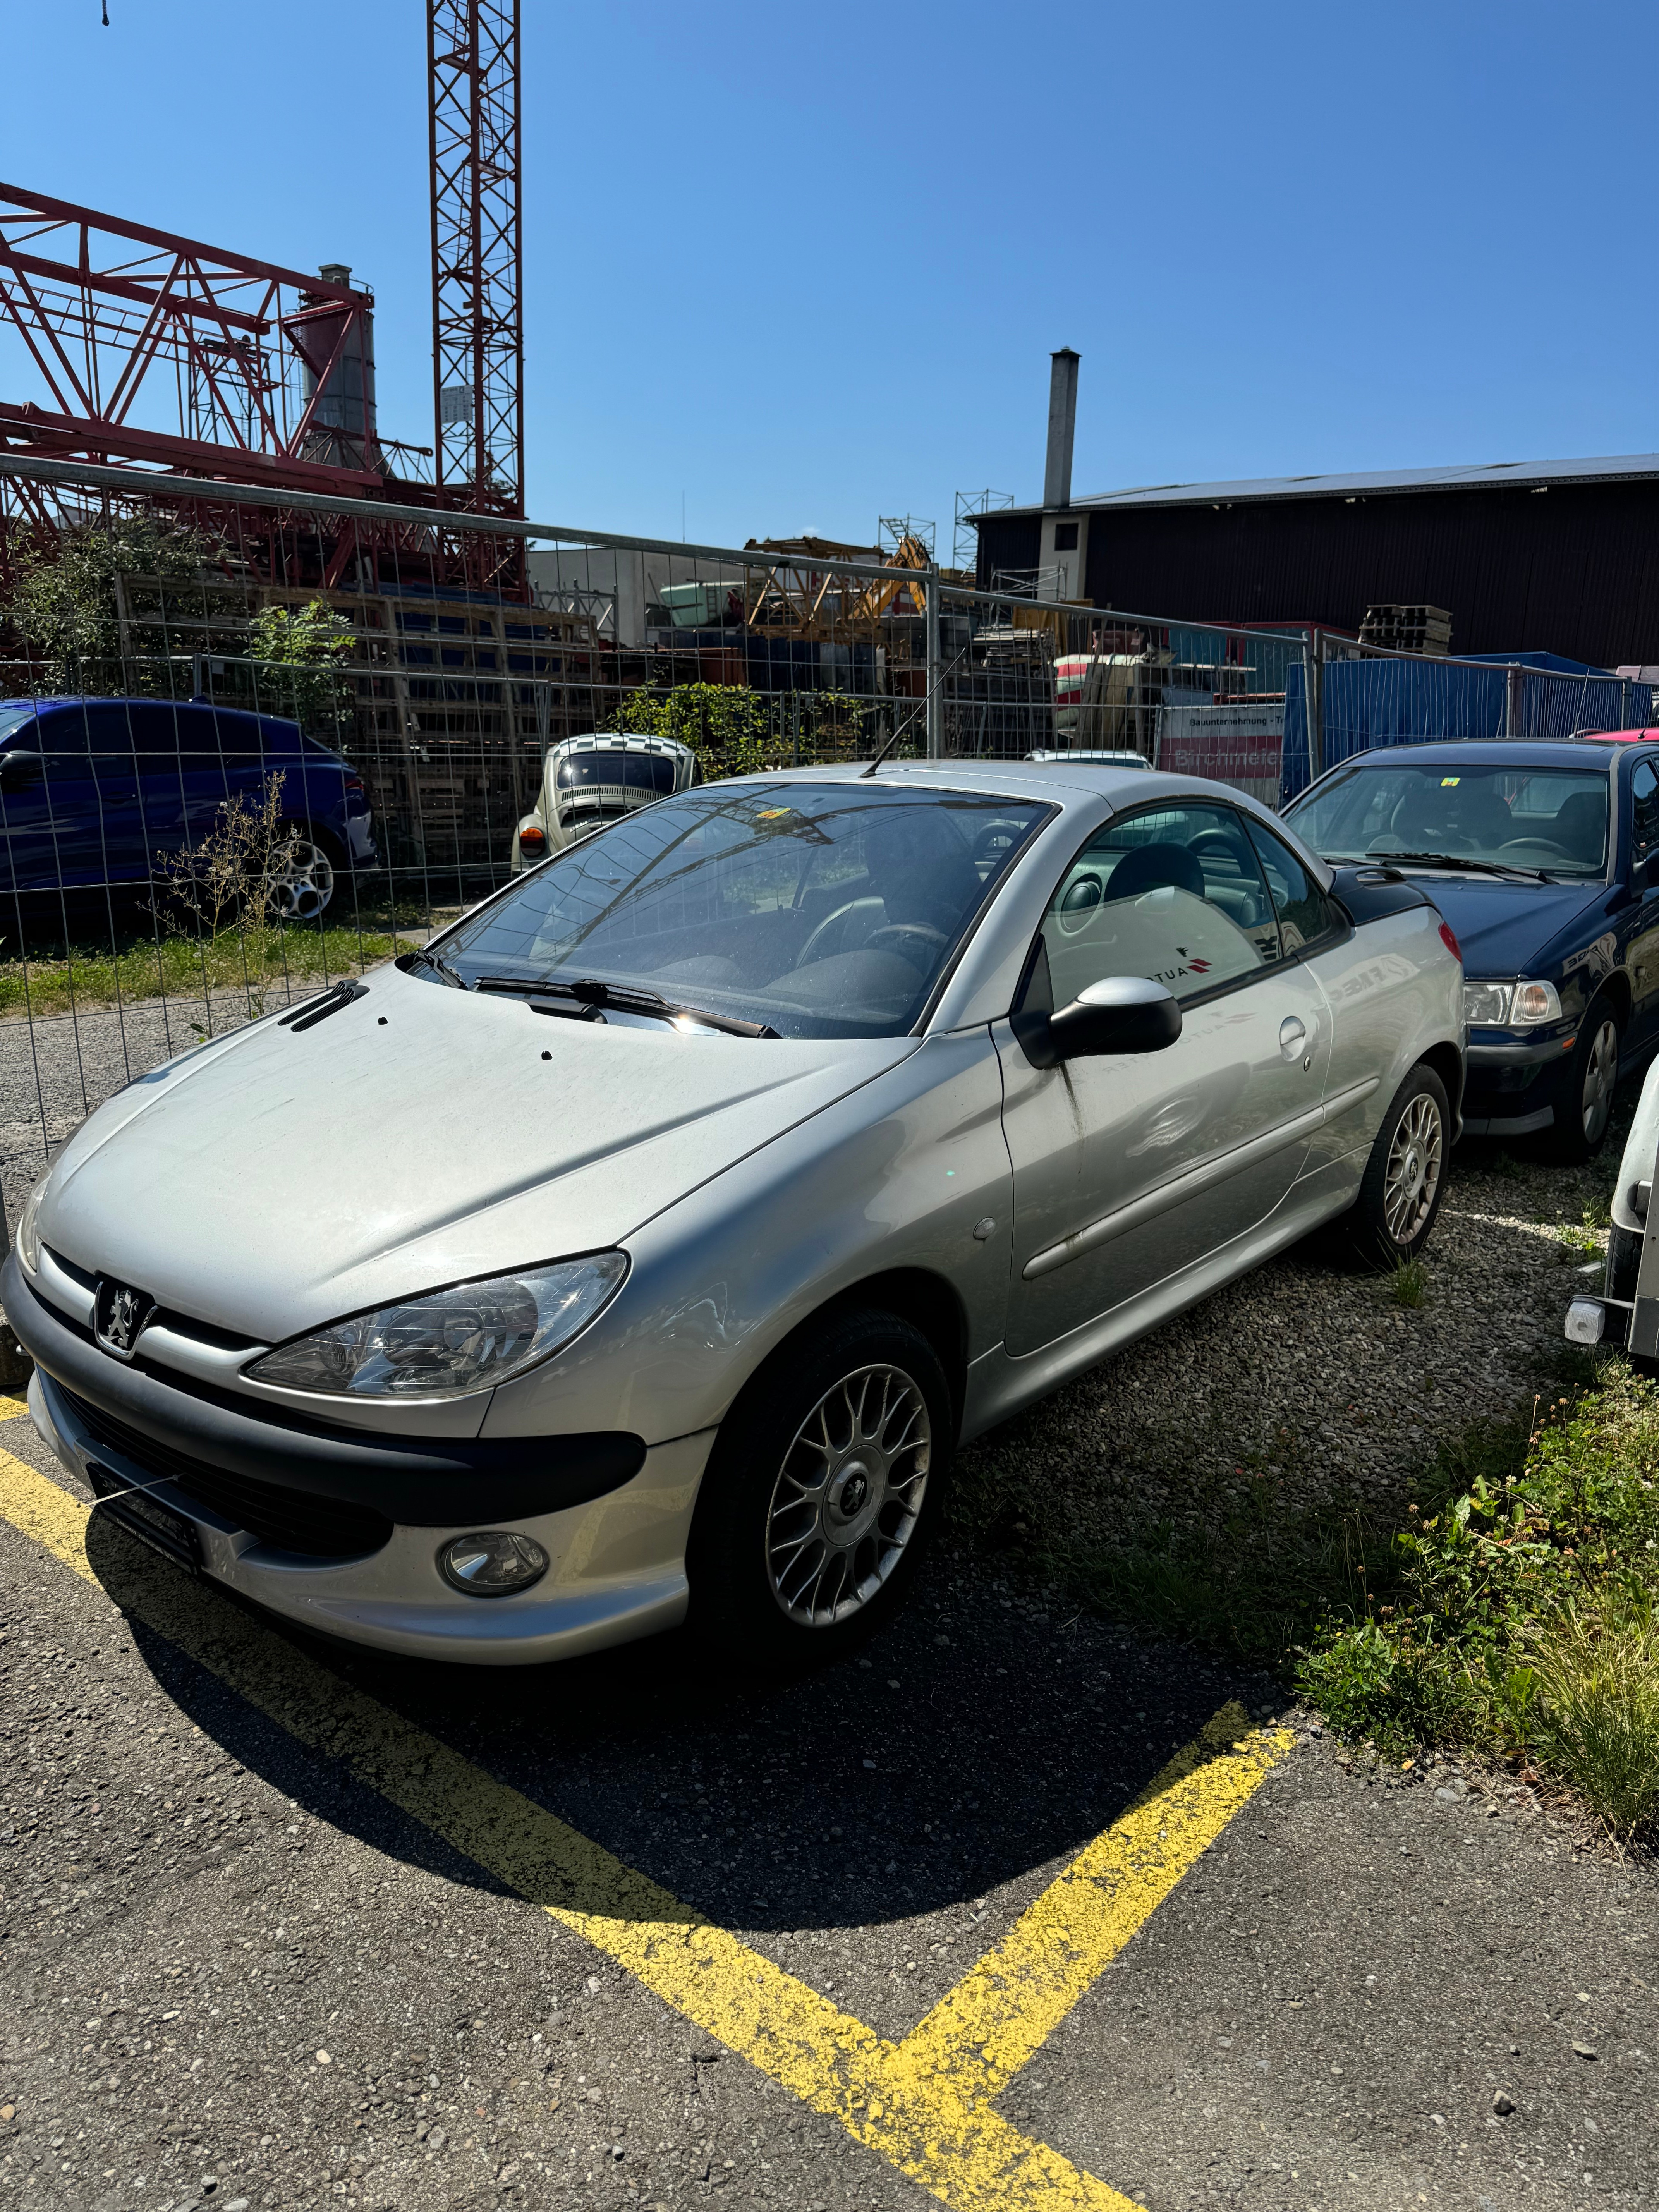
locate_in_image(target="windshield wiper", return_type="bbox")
[474,974,779,1039]
[1364,850,1551,883]
[396,945,467,988]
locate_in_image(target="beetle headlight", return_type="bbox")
[1462,978,1562,1029]
[15,1165,52,1276]
[244,1254,628,1400]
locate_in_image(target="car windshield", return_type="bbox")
[0,705,39,746]
[1287,761,1609,878]
[436,781,1048,1039]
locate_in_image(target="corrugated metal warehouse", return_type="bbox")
[972,450,1659,668]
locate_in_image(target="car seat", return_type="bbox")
[1391,780,1511,854]
[1102,842,1207,901]
[1550,790,1606,866]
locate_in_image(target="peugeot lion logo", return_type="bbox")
[94,1279,156,1362]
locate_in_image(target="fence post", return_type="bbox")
[924,563,942,759]
[1304,628,1324,784]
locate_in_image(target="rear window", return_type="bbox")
[556,751,677,796]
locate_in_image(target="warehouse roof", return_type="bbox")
[979,452,1659,520]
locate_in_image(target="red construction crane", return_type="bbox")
[0,7,529,593]
[428,0,524,520]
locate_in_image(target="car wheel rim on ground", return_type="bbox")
[765,1363,931,1626]
[267,837,335,922]
[1384,1093,1443,1246]
[1581,1018,1619,1143]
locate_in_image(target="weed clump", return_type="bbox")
[1300,1365,1659,1841]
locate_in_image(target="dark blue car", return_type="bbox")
[1283,736,1659,1161]
[0,697,376,922]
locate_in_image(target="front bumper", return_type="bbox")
[7,1253,711,1665]
[1460,1030,1577,1137]
[34,1367,708,1662]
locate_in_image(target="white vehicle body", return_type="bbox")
[510,732,697,870]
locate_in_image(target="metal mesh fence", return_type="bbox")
[8,454,1653,1239]
[1282,645,1659,797]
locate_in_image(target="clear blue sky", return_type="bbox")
[9,1,1656,553]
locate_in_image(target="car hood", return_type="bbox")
[41,967,918,1342]
[1406,874,1609,976]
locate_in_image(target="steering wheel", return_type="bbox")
[866,922,947,970]
[1498,837,1574,861]
[1185,832,1237,862]
[798,895,884,967]
[1055,872,1104,936]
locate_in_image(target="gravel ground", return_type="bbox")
[958,1115,1626,1554]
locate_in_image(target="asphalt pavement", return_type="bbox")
[0,1403,1653,2212]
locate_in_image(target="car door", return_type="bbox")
[1241,814,1385,1175]
[995,797,1332,1358]
[21,707,117,891]
[81,704,147,889]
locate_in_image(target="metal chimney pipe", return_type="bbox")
[1044,349,1079,509]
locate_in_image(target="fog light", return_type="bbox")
[438,1531,550,1596]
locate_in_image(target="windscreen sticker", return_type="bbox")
[1440,776,1461,786]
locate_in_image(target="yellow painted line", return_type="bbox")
[895,1706,1289,2104]
[0,1448,1292,2211]
[0,1390,33,1422]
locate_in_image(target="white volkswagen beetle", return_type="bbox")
[8,760,1462,1667]
[510,731,696,870]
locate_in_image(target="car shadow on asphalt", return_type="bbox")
[86,1513,1288,1939]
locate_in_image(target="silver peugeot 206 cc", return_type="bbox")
[5,760,1463,1666]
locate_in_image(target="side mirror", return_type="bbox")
[0,750,42,788]
[1044,975,1183,1061]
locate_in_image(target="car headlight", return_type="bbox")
[1462,978,1562,1029]
[15,1166,52,1276]
[244,1254,628,1400]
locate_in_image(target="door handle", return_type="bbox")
[1279,1015,1308,1063]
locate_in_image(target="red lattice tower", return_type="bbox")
[429,0,524,523]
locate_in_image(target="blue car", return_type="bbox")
[0,697,377,922]
[1283,736,1659,1160]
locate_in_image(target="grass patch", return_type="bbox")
[0,922,399,1020]
[1300,1361,1659,1841]
[1388,1258,1429,1308]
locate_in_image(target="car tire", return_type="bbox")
[1542,991,1621,1164]
[1341,1062,1451,1269]
[687,1307,950,1668]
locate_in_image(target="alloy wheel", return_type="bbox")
[267,835,336,922]
[1580,1017,1619,1144]
[764,1364,931,1627]
[1382,1092,1443,1247]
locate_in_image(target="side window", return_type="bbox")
[1632,761,1659,861]
[36,709,92,769]
[1245,819,1340,954]
[127,704,186,763]
[1040,801,1281,1007]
